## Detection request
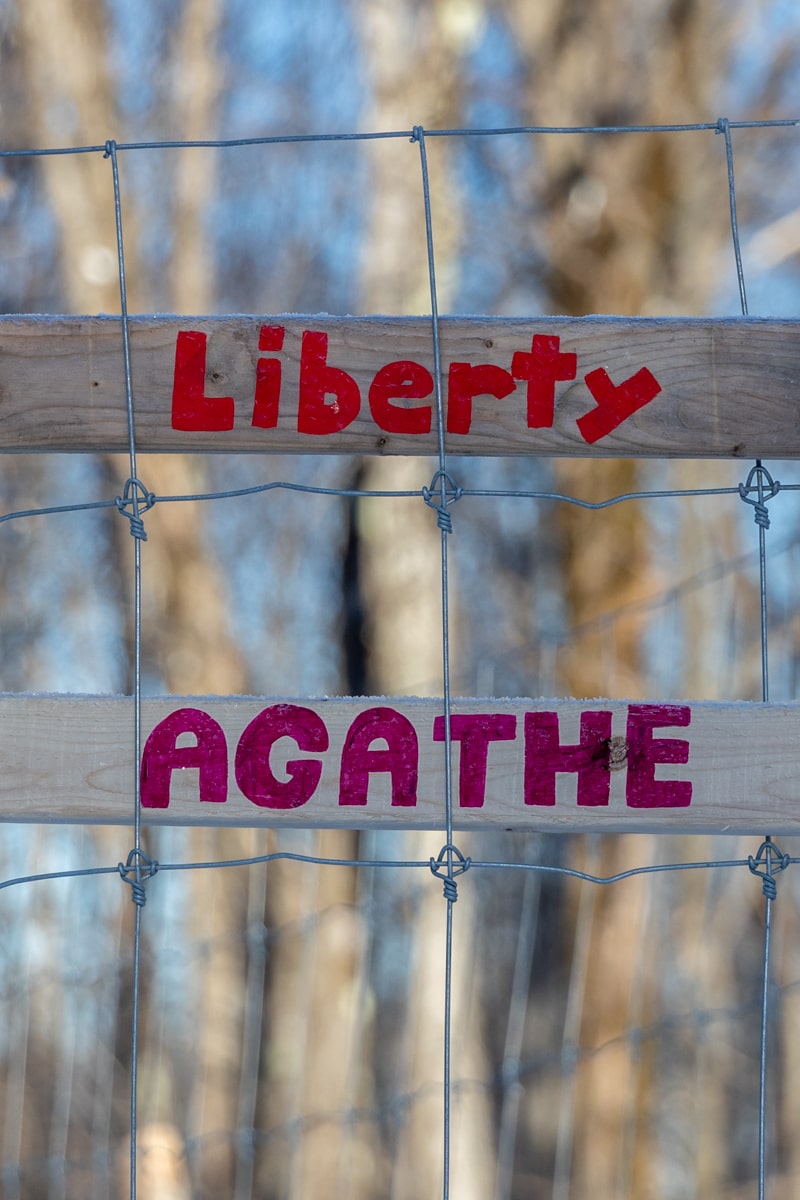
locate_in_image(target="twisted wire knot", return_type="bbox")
[429,843,471,902]
[739,464,779,530]
[410,125,424,144]
[103,139,116,159]
[748,840,790,900]
[116,477,155,540]
[118,848,159,906]
[422,471,462,534]
[753,501,770,529]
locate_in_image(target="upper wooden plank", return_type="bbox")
[1,314,798,456]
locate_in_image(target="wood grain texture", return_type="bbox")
[1,314,799,456]
[1,693,798,833]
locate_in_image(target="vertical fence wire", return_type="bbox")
[493,850,541,1200]
[720,115,778,1199]
[414,122,458,1200]
[105,138,146,1200]
[0,117,799,1197]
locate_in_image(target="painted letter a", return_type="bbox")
[140,708,228,808]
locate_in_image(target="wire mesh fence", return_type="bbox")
[1,117,800,1199]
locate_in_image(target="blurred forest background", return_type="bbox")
[2,0,800,1196]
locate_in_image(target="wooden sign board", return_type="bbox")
[2,314,800,457]
[3,693,800,834]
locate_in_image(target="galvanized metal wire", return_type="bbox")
[0,117,798,1199]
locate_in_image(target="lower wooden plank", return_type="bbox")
[2,315,800,456]
[1,694,799,833]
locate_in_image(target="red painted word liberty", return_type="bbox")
[171,326,662,445]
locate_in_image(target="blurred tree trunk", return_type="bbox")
[256,842,380,1200]
[505,0,733,698]
[355,6,496,1199]
[12,3,255,1196]
[501,2,747,1195]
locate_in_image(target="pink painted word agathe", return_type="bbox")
[140,703,691,812]
[171,328,661,444]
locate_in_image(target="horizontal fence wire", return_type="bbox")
[1,116,797,157]
[1,118,800,1199]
